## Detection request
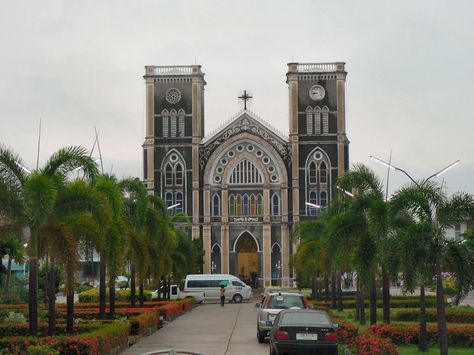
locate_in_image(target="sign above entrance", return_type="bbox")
[232,217,260,222]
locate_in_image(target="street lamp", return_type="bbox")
[336,186,354,197]
[167,203,180,210]
[370,156,460,187]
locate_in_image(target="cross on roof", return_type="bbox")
[238,90,253,110]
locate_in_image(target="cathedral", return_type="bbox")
[142,62,349,287]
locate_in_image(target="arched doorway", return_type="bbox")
[235,232,259,287]
[211,244,221,274]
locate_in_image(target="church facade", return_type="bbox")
[142,63,349,286]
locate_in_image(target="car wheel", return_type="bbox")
[233,294,243,303]
[257,330,265,343]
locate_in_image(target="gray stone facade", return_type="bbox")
[142,63,349,287]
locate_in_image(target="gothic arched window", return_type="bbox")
[212,194,220,216]
[271,193,280,216]
[319,162,327,184]
[257,194,263,215]
[165,164,173,186]
[229,160,263,184]
[306,106,313,134]
[170,109,177,137]
[309,191,317,216]
[176,192,183,212]
[175,164,183,186]
[243,195,249,215]
[178,109,185,137]
[322,106,329,134]
[314,106,321,134]
[309,162,317,184]
[249,194,256,215]
[229,195,235,216]
[162,109,169,137]
[236,195,243,215]
[165,192,173,213]
[320,191,327,207]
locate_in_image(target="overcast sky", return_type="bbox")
[1,0,473,195]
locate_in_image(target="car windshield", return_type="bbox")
[267,294,304,309]
[280,312,331,326]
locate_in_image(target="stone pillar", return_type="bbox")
[203,225,211,273]
[263,223,271,287]
[143,73,155,194]
[336,62,347,177]
[221,225,229,274]
[281,223,290,287]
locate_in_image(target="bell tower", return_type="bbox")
[287,62,349,219]
[143,65,206,239]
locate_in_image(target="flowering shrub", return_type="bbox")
[393,308,474,323]
[369,322,474,347]
[129,309,161,335]
[336,321,358,344]
[78,289,152,303]
[307,298,438,309]
[0,322,104,337]
[349,334,399,355]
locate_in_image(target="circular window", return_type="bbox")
[165,88,182,104]
[314,151,323,160]
[169,154,178,162]
[221,158,228,165]
[268,166,275,173]
[262,157,270,165]
[214,175,221,183]
[247,145,254,152]
[256,150,263,157]
[236,145,244,152]
[271,174,278,182]
[227,150,235,158]
[216,166,223,174]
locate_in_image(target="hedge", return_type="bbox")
[78,289,152,303]
[370,322,474,347]
[393,308,474,324]
[0,322,104,337]
[308,298,439,310]
[0,321,129,354]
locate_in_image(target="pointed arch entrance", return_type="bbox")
[234,231,259,286]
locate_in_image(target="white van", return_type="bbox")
[184,274,252,303]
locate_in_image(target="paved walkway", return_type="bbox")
[121,300,268,355]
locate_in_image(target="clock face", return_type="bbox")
[309,85,325,101]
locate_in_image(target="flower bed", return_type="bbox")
[348,333,399,355]
[0,321,129,354]
[0,322,104,337]
[336,321,359,344]
[369,322,474,347]
[78,289,152,303]
[393,307,474,323]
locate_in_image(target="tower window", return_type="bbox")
[175,164,183,186]
[178,109,185,137]
[162,109,169,137]
[165,164,173,186]
[243,195,249,215]
[213,194,220,216]
[306,106,313,134]
[322,106,329,134]
[314,107,321,134]
[320,191,327,207]
[319,162,327,184]
[309,162,317,184]
[271,193,280,216]
[170,109,177,138]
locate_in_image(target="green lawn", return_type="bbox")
[398,345,472,354]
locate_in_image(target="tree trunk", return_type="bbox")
[358,278,366,325]
[336,271,343,311]
[311,277,317,301]
[167,276,171,300]
[48,260,56,336]
[418,283,428,352]
[6,254,12,289]
[355,280,360,322]
[99,255,106,320]
[28,257,39,336]
[66,289,74,335]
[324,275,330,302]
[109,280,115,319]
[130,264,136,308]
[331,272,337,309]
[382,266,390,323]
[436,266,448,355]
[370,269,377,325]
[139,282,144,307]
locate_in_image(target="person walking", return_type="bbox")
[220,285,226,306]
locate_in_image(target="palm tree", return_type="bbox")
[0,145,98,335]
[94,175,124,319]
[391,181,474,354]
[336,164,389,325]
[120,178,148,308]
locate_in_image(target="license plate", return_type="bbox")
[296,333,318,340]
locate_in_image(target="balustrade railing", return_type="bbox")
[297,63,338,73]
[147,65,195,75]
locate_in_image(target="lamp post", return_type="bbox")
[370,156,459,187]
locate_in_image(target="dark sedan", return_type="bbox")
[269,309,338,355]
